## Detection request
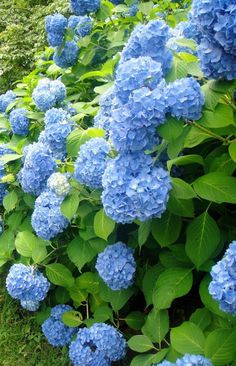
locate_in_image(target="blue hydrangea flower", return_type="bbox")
[110,84,166,152]
[31,188,69,240]
[0,90,16,113]
[183,19,202,44]
[0,144,14,157]
[176,354,213,366]
[6,264,50,303]
[129,0,138,16]
[209,241,236,315]
[32,78,66,112]
[89,323,127,361]
[0,162,8,204]
[70,0,101,16]
[197,37,236,80]
[165,77,205,120]
[120,20,173,75]
[53,41,79,69]
[19,142,56,196]
[213,5,236,56]
[110,0,124,4]
[167,22,197,55]
[47,173,70,196]
[0,219,3,235]
[20,300,40,312]
[69,323,126,366]
[93,87,115,133]
[9,108,30,136]
[96,242,136,290]
[68,15,93,38]
[154,354,213,366]
[42,305,77,347]
[45,14,67,47]
[115,57,163,103]
[74,137,111,189]
[102,153,172,223]
[43,108,74,160]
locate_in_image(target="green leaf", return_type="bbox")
[168,195,194,218]
[142,309,169,343]
[167,154,204,171]
[199,104,234,128]
[32,245,47,263]
[138,1,154,15]
[184,126,210,148]
[76,272,100,293]
[193,173,236,203]
[171,321,205,355]
[128,335,154,353]
[61,192,80,220]
[62,310,83,327]
[125,311,145,330]
[142,265,164,306]
[46,263,74,288]
[171,178,197,200]
[166,58,188,82]
[229,140,236,162]
[202,82,223,111]
[130,349,168,366]
[153,267,193,310]
[138,221,152,247]
[190,308,212,331]
[66,130,90,157]
[158,117,184,142]
[3,191,18,212]
[69,281,87,304]
[94,209,115,241]
[67,237,96,271]
[93,305,113,322]
[0,153,22,164]
[185,212,220,269]
[152,211,182,247]
[205,328,236,366]
[15,231,44,258]
[109,287,134,311]
[0,230,15,257]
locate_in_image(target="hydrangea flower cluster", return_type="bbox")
[93,87,115,133]
[0,144,14,157]
[42,305,77,347]
[31,188,69,240]
[165,77,205,121]
[70,0,101,16]
[68,15,93,38]
[120,20,173,75]
[96,242,136,290]
[189,0,236,79]
[19,142,56,196]
[155,354,213,366]
[47,172,70,196]
[42,108,74,160]
[0,162,8,204]
[9,108,30,136]
[69,323,126,366]
[0,90,16,113]
[32,78,66,111]
[110,83,166,152]
[53,41,80,69]
[102,153,172,223]
[45,14,67,47]
[209,241,236,315]
[6,264,50,311]
[74,138,111,189]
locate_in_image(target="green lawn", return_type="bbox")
[0,280,69,366]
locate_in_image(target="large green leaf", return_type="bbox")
[193,173,236,203]
[158,116,184,142]
[153,267,193,309]
[3,191,18,212]
[142,309,169,343]
[15,231,47,258]
[171,321,205,354]
[142,265,164,306]
[125,311,145,330]
[62,310,83,327]
[190,308,212,331]
[152,211,182,247]
[128,335,154,353]
[61,192,80,221]
[171,178,197,200]
[46,263,74,288]
[67,237,97,271]
[130,349,168,366]
[138,221,152,248]
[185,212,220,269]
[93,209,115,241]
[205,328,236,366]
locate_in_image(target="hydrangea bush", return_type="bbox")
[0,0,236,365]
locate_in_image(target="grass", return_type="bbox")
[0,279,70,366]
